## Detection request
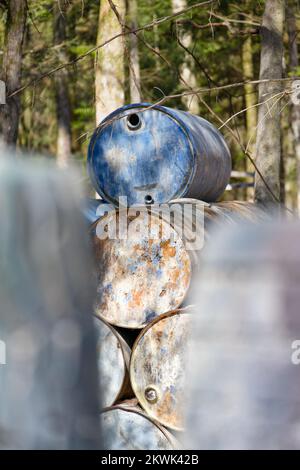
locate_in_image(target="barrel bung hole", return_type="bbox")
[127,113,141,130]
[145,386,158,404]
[145,194,154,205]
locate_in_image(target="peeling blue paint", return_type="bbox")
[128,263,138,274]
[145,310,156,323]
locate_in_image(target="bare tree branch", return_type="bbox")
[8,0,215,98]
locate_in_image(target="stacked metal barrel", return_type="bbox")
[86,103,266,450]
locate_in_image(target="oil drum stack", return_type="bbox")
[86,103,267,450]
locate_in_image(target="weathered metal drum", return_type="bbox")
[90,200,266,328]
[88,103,231,206]
[186,221,300,449]
[94,317,132,407]
[101,401,179,450]
[91,208,191,329]
[130,310,191,431]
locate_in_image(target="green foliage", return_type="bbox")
[288,66,300,76]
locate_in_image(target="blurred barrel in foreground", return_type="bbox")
[186,221,300,450]
[130,310,191,431]
[0,155,100,449]
[94,317,133,407]
[81,198,103,224]
[91,209,191,329]
[81,198,116,225]
[88,103,231,206]
[101,401,179,450]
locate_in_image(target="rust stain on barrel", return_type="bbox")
[160,240,176,258]
[128,290,143,309]
[156,390,174,420]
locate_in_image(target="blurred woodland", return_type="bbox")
[0,0,299,209]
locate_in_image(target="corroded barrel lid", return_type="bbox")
[130,309,192,431]
[91,209,191,329]
[101,400,180,450]
[94,317,132,408]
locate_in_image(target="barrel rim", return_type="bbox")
[101,402,179,448]
[87,103,197,206]
[129,307,193,431]
[94,315,131,406]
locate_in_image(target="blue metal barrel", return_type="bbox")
[88,103,232,206]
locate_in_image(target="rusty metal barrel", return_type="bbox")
[90,208,192,329]
[88,103,231,206]
[130,309,191,431]
[101,401,180,450]
[94,317,133,407]
[90,200,267,328]
[185,221,300,450]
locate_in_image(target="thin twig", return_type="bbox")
[8,0,215,98]
[198,95,294,213]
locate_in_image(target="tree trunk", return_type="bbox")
[242,35,257,155]
[254,0,285,208]
[54,1,72,168]
[280,117,286,203]
[95,0,126,125]
[286,1,300,213]
[242,34,257,201]
[171,0,199,115]
[127,0,141,103]
[153,14,160,73]
[0,0,27,146]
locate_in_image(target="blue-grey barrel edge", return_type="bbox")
[88,103,232,206]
